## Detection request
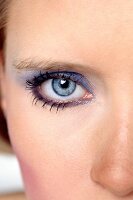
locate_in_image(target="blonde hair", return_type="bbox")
[0,0,10,48]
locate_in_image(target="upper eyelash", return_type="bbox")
[25,70,94,112]
[26,70,93,91]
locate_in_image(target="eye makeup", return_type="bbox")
[24,70,95,112]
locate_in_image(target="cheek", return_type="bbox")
[5,77,102,199]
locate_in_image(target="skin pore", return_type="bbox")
[1,0,133,199]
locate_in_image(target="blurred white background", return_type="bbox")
[0,154,24,194]
[0,139,26,200]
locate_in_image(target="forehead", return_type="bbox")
[6,0,133,74]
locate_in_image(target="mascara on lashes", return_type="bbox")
[25,71,94,92]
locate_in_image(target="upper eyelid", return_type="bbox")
[28,71,85,87]
[26,71,95,95]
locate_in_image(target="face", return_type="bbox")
[1,0,133,199]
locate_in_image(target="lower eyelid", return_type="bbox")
[32,92,93,110]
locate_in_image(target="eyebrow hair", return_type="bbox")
[13,57,97,75]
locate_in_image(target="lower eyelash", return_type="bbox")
[28,85,68,112]
[30,90,91,113]
[31,93,67,113]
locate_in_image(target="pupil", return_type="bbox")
[60,79,69,89]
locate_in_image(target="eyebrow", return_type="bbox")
[13,57,97,75]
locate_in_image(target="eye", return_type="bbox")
[41,78,85,101]
[26,71,94,112]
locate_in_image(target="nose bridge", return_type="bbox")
[105,75,133,166]
[110,75,133,145]
[91,76,133,197]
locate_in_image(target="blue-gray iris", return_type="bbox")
[52,79,76,97]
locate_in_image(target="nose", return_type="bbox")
[91,113,133,197]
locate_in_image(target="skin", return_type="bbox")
[1,0,133,199]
